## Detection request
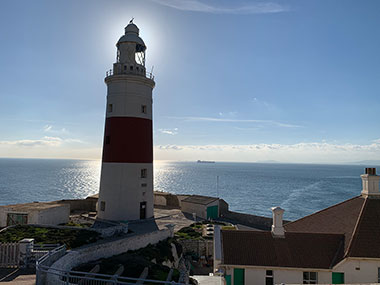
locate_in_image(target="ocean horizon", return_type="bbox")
[0,158,378,221]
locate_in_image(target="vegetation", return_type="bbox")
[0,225,100,249]
[73,238,182,282]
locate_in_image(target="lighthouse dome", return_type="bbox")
[117,23,146,51]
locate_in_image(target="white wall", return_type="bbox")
[334,258,380,284]
[0,204,69,227]
[98,162,154,221]
[36,205,70,225]
[225,267,331,285]
[181,200,219,219]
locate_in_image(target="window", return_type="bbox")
[7,213,28,226]
[107,104,113,112]
[124,65,127,71]
[141,183,147,187]
[105,136,110,144]
[130,66,133,71]
[141,105,147,114]
[266,270,273,285]
[141,168,147,178]
[100,201,105,211]
[378,268,380,283]
[303,272,317,284]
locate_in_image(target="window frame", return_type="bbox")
[265,270,274,285]
[100,201,105,211]
[303,271,318,284]
[141,105,147,114]
[141,168,147,178]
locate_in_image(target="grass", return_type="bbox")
[0,225,101,249]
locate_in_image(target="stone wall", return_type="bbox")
[178,239,214,258]
[47,226,174,285]
[222,211,272,230]
[55,198,97,213]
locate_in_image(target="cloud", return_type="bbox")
[0,136,85,148]
[154,140,380,163]
[150,0,288,14]
[171,116,302,128]
[0,136,63,147]
[159,145,183,150]
[43,125,69,134]
[158,128,179,135]
[43,125,53,132]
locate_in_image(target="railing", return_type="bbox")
[36,246,185,285]
[105,69,154,80]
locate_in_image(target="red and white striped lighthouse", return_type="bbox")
[97,22,155,222]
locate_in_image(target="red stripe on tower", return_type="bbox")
[102,117,153,163]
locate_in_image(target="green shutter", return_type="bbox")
[225,275,231,285]
[207,205,218,219]
[332,272,344,284]
[234,268,245,285]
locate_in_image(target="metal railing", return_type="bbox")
[105,69,154,80]
[36,246,185,285]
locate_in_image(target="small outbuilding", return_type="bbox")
[181,195,228,219]
[0,201,70,227]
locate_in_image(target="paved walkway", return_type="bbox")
[192,275,223,285]
[0,269,35,285]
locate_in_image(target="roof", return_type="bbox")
[0,201,68,212]
[285,196,380,259]
[117,23,146,49]
[221,230,344,269]
[181,195,219,205]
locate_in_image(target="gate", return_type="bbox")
[0,243,19,268]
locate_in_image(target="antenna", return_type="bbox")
[130,17,134,24]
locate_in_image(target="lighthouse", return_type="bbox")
[97,22,155,222]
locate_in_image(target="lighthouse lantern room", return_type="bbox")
[98,21,155,222]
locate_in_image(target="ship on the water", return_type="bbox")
[197,160,215,163]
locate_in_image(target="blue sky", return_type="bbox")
[0,0,379,163]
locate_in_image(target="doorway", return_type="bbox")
[140,202,147,219]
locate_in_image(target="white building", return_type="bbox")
[217,168,380,285]
[0,202,70,227]
[97,21,155,222]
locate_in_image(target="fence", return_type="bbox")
[0,242,19,268]
[36,245,186,285]
[0,240,60,269]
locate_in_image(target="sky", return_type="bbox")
[0,0,379,163]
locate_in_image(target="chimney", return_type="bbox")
[361,168,380,198]
[271,206,285,237]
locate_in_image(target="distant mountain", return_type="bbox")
[255,160,280,164]
[350,160,380,166]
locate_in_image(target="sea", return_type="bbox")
[0,158,376,221]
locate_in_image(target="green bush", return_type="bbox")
[0,225,100,249]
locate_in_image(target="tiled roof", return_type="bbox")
[346,198,380,258]
[221,230,344,269]
[182,195,218,205]
[285,196,364,252]
[285,196,380,259]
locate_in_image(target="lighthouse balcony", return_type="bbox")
[106,68,154,80]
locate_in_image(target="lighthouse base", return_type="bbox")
[97,162,154,222]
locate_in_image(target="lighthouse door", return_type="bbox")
[140,202,147,219]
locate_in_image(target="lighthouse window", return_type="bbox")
[130,66,133,71]
[107,104,113,112]
[141,168,147,178]
[105,136,111,144]
[100,201,105,211]
[141,183,147,187]
[124,65,127,71]
[141,105,147,114]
